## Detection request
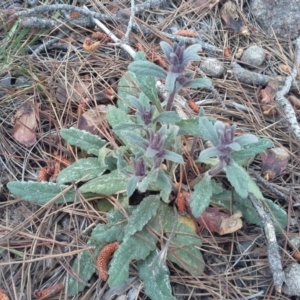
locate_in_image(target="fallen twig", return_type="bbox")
[249,170,290,203]
[230,62,300,90]
[248,193,285,293]
[275,37,300,144]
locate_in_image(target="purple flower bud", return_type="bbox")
[133,156,146,177]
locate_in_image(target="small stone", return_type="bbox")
[283,263,300,296]
[200,58,224,78]
[241,46,265,67]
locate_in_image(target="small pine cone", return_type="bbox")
[188,100,200,114]
[96,242,119,281]
[37,167,49,182]
[176,192,186,215]
[35,283,63,300]
[0,289,9,300]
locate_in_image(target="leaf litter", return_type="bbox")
[1,0,300,299]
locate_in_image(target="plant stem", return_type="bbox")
[165,85,177,111]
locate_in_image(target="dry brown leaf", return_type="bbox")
[175,29,198,38]
[77,105,108,134]
[219,211,243,235]
[259,79,278,105]
[288,95,300,109]
[221,1,248,35]
[12,102,37,147]
[83,37,101,52]
[56,76,91,103]
[261,147,290,180]
[195,207,242,235]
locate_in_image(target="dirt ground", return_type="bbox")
[1,0,300,299]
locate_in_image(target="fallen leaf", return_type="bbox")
[56,75,91,103]
[261,147,290,180]
[77,105,108,134]
[219,210,243,235]
[194,207,239,234]
[221,1,249,35]
[83,37,101,52]
[12,102,37,147]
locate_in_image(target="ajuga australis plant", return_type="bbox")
[7,41,287,300]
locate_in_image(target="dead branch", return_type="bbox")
[248,194,285,293]
[275,37,300,144]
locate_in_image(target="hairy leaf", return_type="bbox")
[7,181,76,204]
[124,194,160,240]
[190,174,213,217]
[128,61,167,79]
[79,170,128,195]
[57,158,107,184]
[231,138,273,161]
[224,163,249,198]
[183,77,212,89]
[67,248,98,296]
[177,118,200,136]
[108,227,156,287]
[153,111,181,124]
[60,127,106,156]
[155,169,172,203]
[138,250,176,300]
[198,116,219,146]
[168,223,204,276]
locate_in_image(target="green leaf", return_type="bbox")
[108,227,156,287]
[60,127,106,156]
[153,111,181,124]
[156,169,172,203]
[79,170,128,195]
[128,61,167,79]
[124,195,161,240]
[126,175,139,198]
[163,150,184,164]
[198,116,219,146]
[168,223,204,276]
[211,190,287,232]
[96,199,114,212]
[190,174,212,217]
[107,106,134,130]
[7,181,77,204]
[183,77,212,89]
[67,249,97,296]
[231,138,273,161]
[90,223,125,243]
[57,158,107,184]
[138,169,159,193]
[138,250,176,300]
[211,179,224,194]
[224,163,249,198]
[177,118,200,136]
[120,131,148,150]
